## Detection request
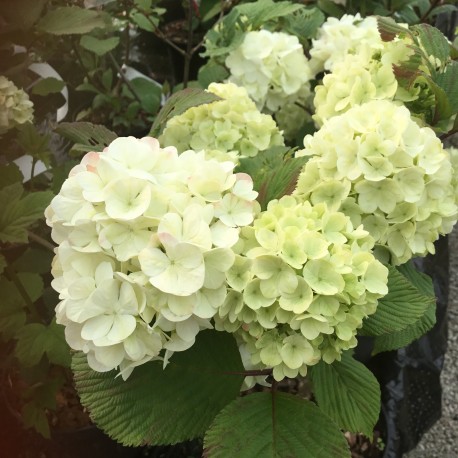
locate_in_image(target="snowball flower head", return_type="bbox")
[215,195,388,381]
[46,136,259,378]
[295,100,458,265]
[0,76,34,134]
[225,30,312,112]
[160,82,284,163]
[309,14,382,74]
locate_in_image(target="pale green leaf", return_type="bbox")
[129,78,162,114]
[80,35,120,56]
[31,77,65,96]
[204,392,350,457]
[309,352,380,437]
[37,6,110,35]
[150,88,221,138]
[73,330,244,446]
[360,264,434,336]
[55,122,117,153]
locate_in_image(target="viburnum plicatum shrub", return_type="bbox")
[225,29,312,112]
[214,195,389,381]
[0,75,34,134]
[294,100,458,265]
[45,136,259,378]
[160,82,284,162]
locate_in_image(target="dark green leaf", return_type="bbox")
[0,163,23,189]
[17,272,44,303]
[0,254,6,275]
[236,0,304,28]
[0,183,53,244]
[310,352,380,437]
[435,62,458,114]
[80,36,120,56]
[283,8,325,41]
[31,77,65,96]
[204,392,350,457]
[317,0,345,18]
[198,62,229,88]
[13,248,54,274]
[200,0,223,22]
[0,277,26,341]
[372,261,436,353]
[73,330,244,446]
[22,402,50,437]
[36,6,110,35]
[55,122,117,153]
[411,24,450,67]
[360,264,434,336]
[150,88,221,138]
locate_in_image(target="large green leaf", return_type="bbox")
[198,62,230,89]
[435,61,458,114]
[309,352,380,438]
[372,261,436,353]
[0,163,23,190]
[204,392,350,457]
[236,0,304,28]
[283,8,325,41]
[55,122,117,153]
[0,183,53,244]
[31,77,65,96]
[360,264,434,336]
[150,88,221,138]
[36,6,110,35]
[411,24,450,68]
[129,78,162,114]
[73,330,244,446]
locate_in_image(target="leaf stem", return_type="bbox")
[5,264,41,322]
[108,52,143,105]
[28,231,56,253]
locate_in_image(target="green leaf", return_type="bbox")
[31,77,65,96]
[13,248,54,275]
[372,261,436,353]
[204,392,350,457]
[435,62,458,114]
[0,277,26,341]
[129,78,162,114]
[236,0,304,29]
[0,183,53,244]
[360,264,434,336]
[200,0,223,22]
[131,11,157,32]
[317,0,345,18]
[0,163,23,190]
[283,8,325,41]
[22,402,50,437]
[17,272,44,303]
[1,0,47,30]
[36,6,110,35]
[16,123,52,166]
[198,62,229,88]
[376,16,414,42]
[411,24,450,67]
[55,122,117,153]
[73,330,244,446]
[0,254,6,275]
[150,88,221,138]
[309,352,380,437]
[80,35,120,56]
[15,319,71,367]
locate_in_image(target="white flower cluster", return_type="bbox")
[0,76,34,134]
[46,136,259,378]
[225,30,312,112]
[160,83,284,163]
[313,38,414,125]
[215,195,388,381]
[295,100,458,265]
[309,14,382,74]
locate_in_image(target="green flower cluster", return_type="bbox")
[160,82,284,163]
[215,195,388,381]
[295,100,458,265]
[0,76,34,134]
[313,39,414,125]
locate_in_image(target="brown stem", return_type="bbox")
[5,264,41,322]
[108,52,143,104]
[222,369,273,376]
[28,231,56,252]
[419,0,441,23]
[440,129,458,141]
[183,0,195,88]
